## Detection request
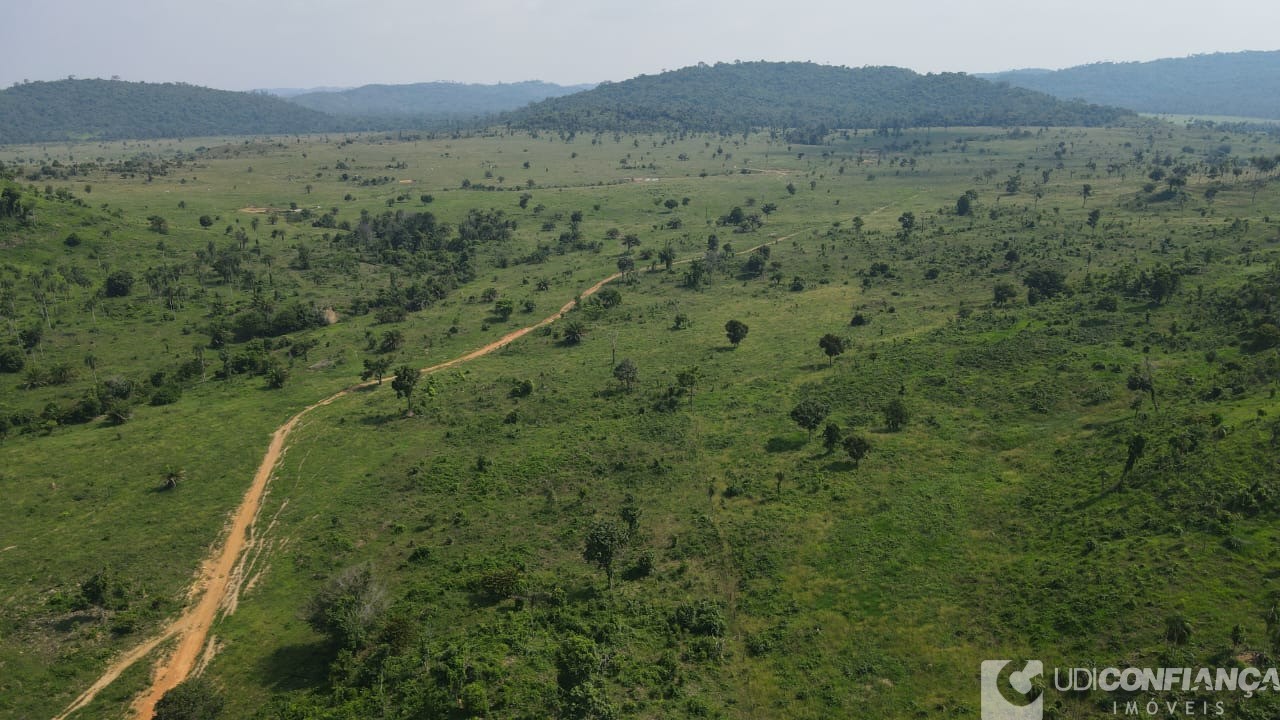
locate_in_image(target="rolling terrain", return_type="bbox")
[503,61,1134,133]
[982,50,1280,121]
[2,109,1280,719]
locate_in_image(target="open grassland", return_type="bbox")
[2,122,1280,718]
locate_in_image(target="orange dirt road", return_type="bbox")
[55,230,800,720]
[52,269,624,720]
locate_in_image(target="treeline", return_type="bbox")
[982,51,1280,120]
[503,62,1133,134]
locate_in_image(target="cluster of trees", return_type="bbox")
[1,185,32,224]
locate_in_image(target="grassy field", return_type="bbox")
[3,122,1280,719]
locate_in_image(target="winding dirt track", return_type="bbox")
[55,232,799,720]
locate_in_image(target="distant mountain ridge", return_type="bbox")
[502,61,1133,134]
[0,64,1138,146]
[286,81,595,118]
[0,79,332,144]
[980,51,1280,120]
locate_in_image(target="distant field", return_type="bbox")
[3,121,1280,719]
[1141,112,1280,126]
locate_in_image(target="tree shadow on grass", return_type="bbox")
[359,412,401,426]
[258,641,331,692]
[765,435,807,453]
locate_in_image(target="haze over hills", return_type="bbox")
[981,50,1280,120]
[502,61,1133,134]
[286,80,595,118]
[0,79,332,145]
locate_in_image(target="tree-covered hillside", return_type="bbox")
[503,61,1133,134]
[288,80,594,117]
[981,50,1280,120]
[0,79,333,144]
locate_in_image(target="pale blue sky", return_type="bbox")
[3,0,1278,90]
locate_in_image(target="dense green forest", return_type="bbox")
[0,79,338,144]
[982,50,1280,120]
[503,62,1134,134]
[287,80,594,118]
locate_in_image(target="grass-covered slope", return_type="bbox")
[504,61,1135,133]
[982,50,1280,120]
[0,79,333,144]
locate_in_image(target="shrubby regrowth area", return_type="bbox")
[2,117,1280,719]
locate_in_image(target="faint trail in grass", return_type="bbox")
[53,221,816,720]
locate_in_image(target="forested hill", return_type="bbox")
[0,79,332,144]
[287,80,595,117]
[502,62,1134,133]
[981,51,1280,120]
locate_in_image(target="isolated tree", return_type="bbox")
[83,352,98,383]
[361,356,392,385]
[663,198,679,210]
[391,365,418,416]
[1081,183,1093,207]
[619,495,642,534]
[882,398,908,431]
[494,298,515,320]
[104,270,135,298]
[682,260,708,289]
[822,422,842,454]
[198,214,214,229]
[595,288,622,309]
[1122,433,1147,475]
[897,211,915,236]
[307,564,389,648]
[818,333,846,365]
[0,346,24,373]
[379,329,405,353]
[790,399,830,440]
[622,234,641,252]
[265,362,289,389]
[725,319,749,347]
[993,282,1017,306]
[162,466,186,491]
[562,320,586,345]
[676,365,700,408]
[1164,615,1192,645]
[616,255,635,278]
[843,433,872,467]
[583,519,628,589]
[658,243,676,271]
[613,358,638,392]
[153,677,224,720]
[1086,208,1102,231]
[1022,267,1067,304]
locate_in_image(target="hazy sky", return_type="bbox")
[4,0,1278,90]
